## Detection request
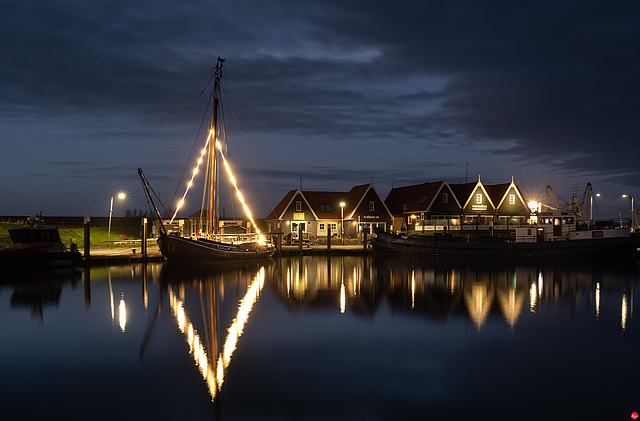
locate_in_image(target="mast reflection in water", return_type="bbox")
[0,257,637,420]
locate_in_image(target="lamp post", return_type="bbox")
[622,194,635,230]
[590,193,600,221]
[340,202,345,245]
[108,193,126,246]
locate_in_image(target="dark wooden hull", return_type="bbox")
[157,233,276,262]
[372,231,640,260]
[0,250,83,268]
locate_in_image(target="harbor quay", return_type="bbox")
[83,243,370,265]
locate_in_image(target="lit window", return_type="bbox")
[369,201,375,212]
[319,223,325,231]
[330,223,337,230]
[476,194,482,204]
[296,201,301,212]
[509,194,515,205]
[442,193,448,204]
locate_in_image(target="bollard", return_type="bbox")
[83,216,91,264]
[141,218,147,260]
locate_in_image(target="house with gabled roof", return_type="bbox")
[385,176,531,234]
[266,183,392,243]
[385,180,462,232]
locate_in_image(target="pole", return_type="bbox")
[107,196,114,246]
[141,218,147,260]
[341,206,344,245]
[83,216,91,264]
[632,196,635,230]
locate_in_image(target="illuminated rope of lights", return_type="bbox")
[215,139,264,241]
[170,130,214,223]
[168,267,266,401]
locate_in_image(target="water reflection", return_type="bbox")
[1,258,637,419]
[160,262,270,401]
[267,257,638,332]
[3,269,81,322]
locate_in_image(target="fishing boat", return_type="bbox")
[0,213,82,268]
[139,58,275,262]
[372,212,640,261]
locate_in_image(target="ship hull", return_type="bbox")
[157,233,276,262]
[372,231,640,260]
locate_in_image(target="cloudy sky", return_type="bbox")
[2,0,639,220]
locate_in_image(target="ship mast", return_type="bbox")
[208,57,224,236]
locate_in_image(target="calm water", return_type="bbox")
[1,257,638,420]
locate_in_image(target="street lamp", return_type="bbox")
[340,202,345,245]
[622,194,635,230]
[108,193,126,246]
[590,193,600,221]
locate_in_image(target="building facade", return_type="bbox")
[385,177,530,234]
[266,183,393,243]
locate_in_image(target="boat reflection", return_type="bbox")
[159,261,271,401]
[2,269,81,322]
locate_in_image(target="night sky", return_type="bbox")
[2,1,639,220]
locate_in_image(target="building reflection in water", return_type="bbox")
[269,257,635,332]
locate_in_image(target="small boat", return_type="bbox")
[0,213,82,267]
[372,213,640,261]
[139,58,275,262]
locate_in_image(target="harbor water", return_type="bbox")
[1,256,638,420]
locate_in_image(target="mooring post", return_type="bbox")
[141,218,147,260]
[327,223,331,251]
[363,229,368,252]
[276,232,282,255]
[83,216,91,264]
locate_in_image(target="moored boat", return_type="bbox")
[372,213,640,260]
[0,213,82,267]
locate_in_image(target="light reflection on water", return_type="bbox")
[0,257,638,420]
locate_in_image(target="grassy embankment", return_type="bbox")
[0,223,151,249]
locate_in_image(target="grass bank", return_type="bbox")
[0,225,150,249]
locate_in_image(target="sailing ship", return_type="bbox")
[139,58,275,262]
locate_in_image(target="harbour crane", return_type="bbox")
[545,183,593,222]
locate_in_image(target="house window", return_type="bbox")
[319,223,326,231]
[369,201,375,212]
[418,195,428,204]
[295,201,302,212]
[319,203,331,212]
[442,193,448,204]
[476,194,482,204]
[509,194,515,205]
[330,223,337,231]
[421,213,424,221]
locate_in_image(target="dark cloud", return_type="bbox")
[1,0,639,217]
